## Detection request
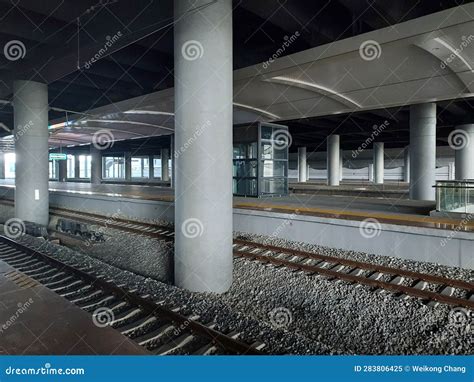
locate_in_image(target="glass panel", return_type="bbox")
[260,178,288,195]
[78,155,91,178]
[103,156,125,179]
[260,126,273,140]
[5,153,15,178]
[436,181,474,213]
[67,155,75,178]
[233,178,257,196]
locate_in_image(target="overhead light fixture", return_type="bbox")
[233,102,280,120]
[268,76,362,108]
[433,37,474,72]
[123,110,175,116]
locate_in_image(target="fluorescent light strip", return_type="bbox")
[433,37,474,72]
[232,102,280,120]
[123,110,175,116]
[269,76,362,108]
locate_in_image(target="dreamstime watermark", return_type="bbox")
[448,129,470,151]
[0,120,34,153]
[3,218,25,239]
[352,120,390,158]
[92,307,115,328]
[172,305,206,336]
[440,213,472,247]
[440,35,474,70]
[448,307,473,333]
[181,218,204,239]
[83,209,121,247]
[262,31,300,69]
[270,211,299,238]
[359,218,382,239]
[0,298,34,334]
[271,129,293,150]
[5,363,85,376]
[83,31,123,69]
[359,40,382,61]
[181,40,204,61]
[269,307,293,329]
[3,40,26,61]
[92,129,114,150]
[174,120,210,158]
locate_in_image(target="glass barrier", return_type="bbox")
[435,181,474,213]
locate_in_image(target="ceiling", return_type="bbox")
[0,0,472,152]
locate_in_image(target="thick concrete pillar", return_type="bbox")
[327,135,340,186]
[58,159,67,182]
[410,103,436,200]
[454,124,474,180]
[368,163,374,182]
[148,155,154,179]
[124,152,131,181]
[90,146,102,184]
[298,147,307,183]
[373,142,384,184]
[0,152,5,179]
[174,0,233,293]
[13,80,49,226]
[161,148,170,182]
[403,146,410,182]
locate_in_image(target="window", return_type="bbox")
[78,155,91,178]
[5,153,15,178]
[103,156,125,179]
[131,156,149,178]
[49,161,58,180]
[153,155,171,179]
[67,155,75,178]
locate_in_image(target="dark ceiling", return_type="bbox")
[0,0,471,149]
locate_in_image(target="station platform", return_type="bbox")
[0,180,471,269]
[0,259,147,355]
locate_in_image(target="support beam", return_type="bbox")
[74,156,80,179]
[298,147,307,183]
[454,124,474,180]
[149,155,154,179]
[327,135,340,186]
[124,152,132,181]
[90,146,102,184]
[409,103,436,200]
[373,142,384,184]
[368,163,374,182]
[174,0,233,293]
[13,80,49,226]
[403,146,410,182]
[161,148,170,182]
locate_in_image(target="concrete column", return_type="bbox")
[454,124,474,180]
[327,135,340,186]
[0,152,5,179]
[410,103,436,200]
[403,146,410,182]
[448,162,455,180]
[306,164,310,181]
[124,152,131,181]
[373,142,384,184]
[90,146,102,184]
[13,80,49,226]
[58,159,67,182]
[368,164,374,182]
[297,147,307,183]
[149,155,154,179]
[74,155,80,178]
[174,0,233,293]
[339,150,343,181]
[161,148,170,182]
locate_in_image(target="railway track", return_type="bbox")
[0,236,264,355]
[46,206,474,311]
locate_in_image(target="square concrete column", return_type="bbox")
[124,152,132,181]
[373,142,384,184]
[409,103,436,200]
[58,159,67,182]
[403,146,410,182]
[453,124,474,180]
[148,155,154,179]
[0,152,5,179]
[161,148,170,182]
[13,80,49,226]
[297,147,307,183]
[174,0,233,293]
[327,135,340,186]
[90,146,102,184]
